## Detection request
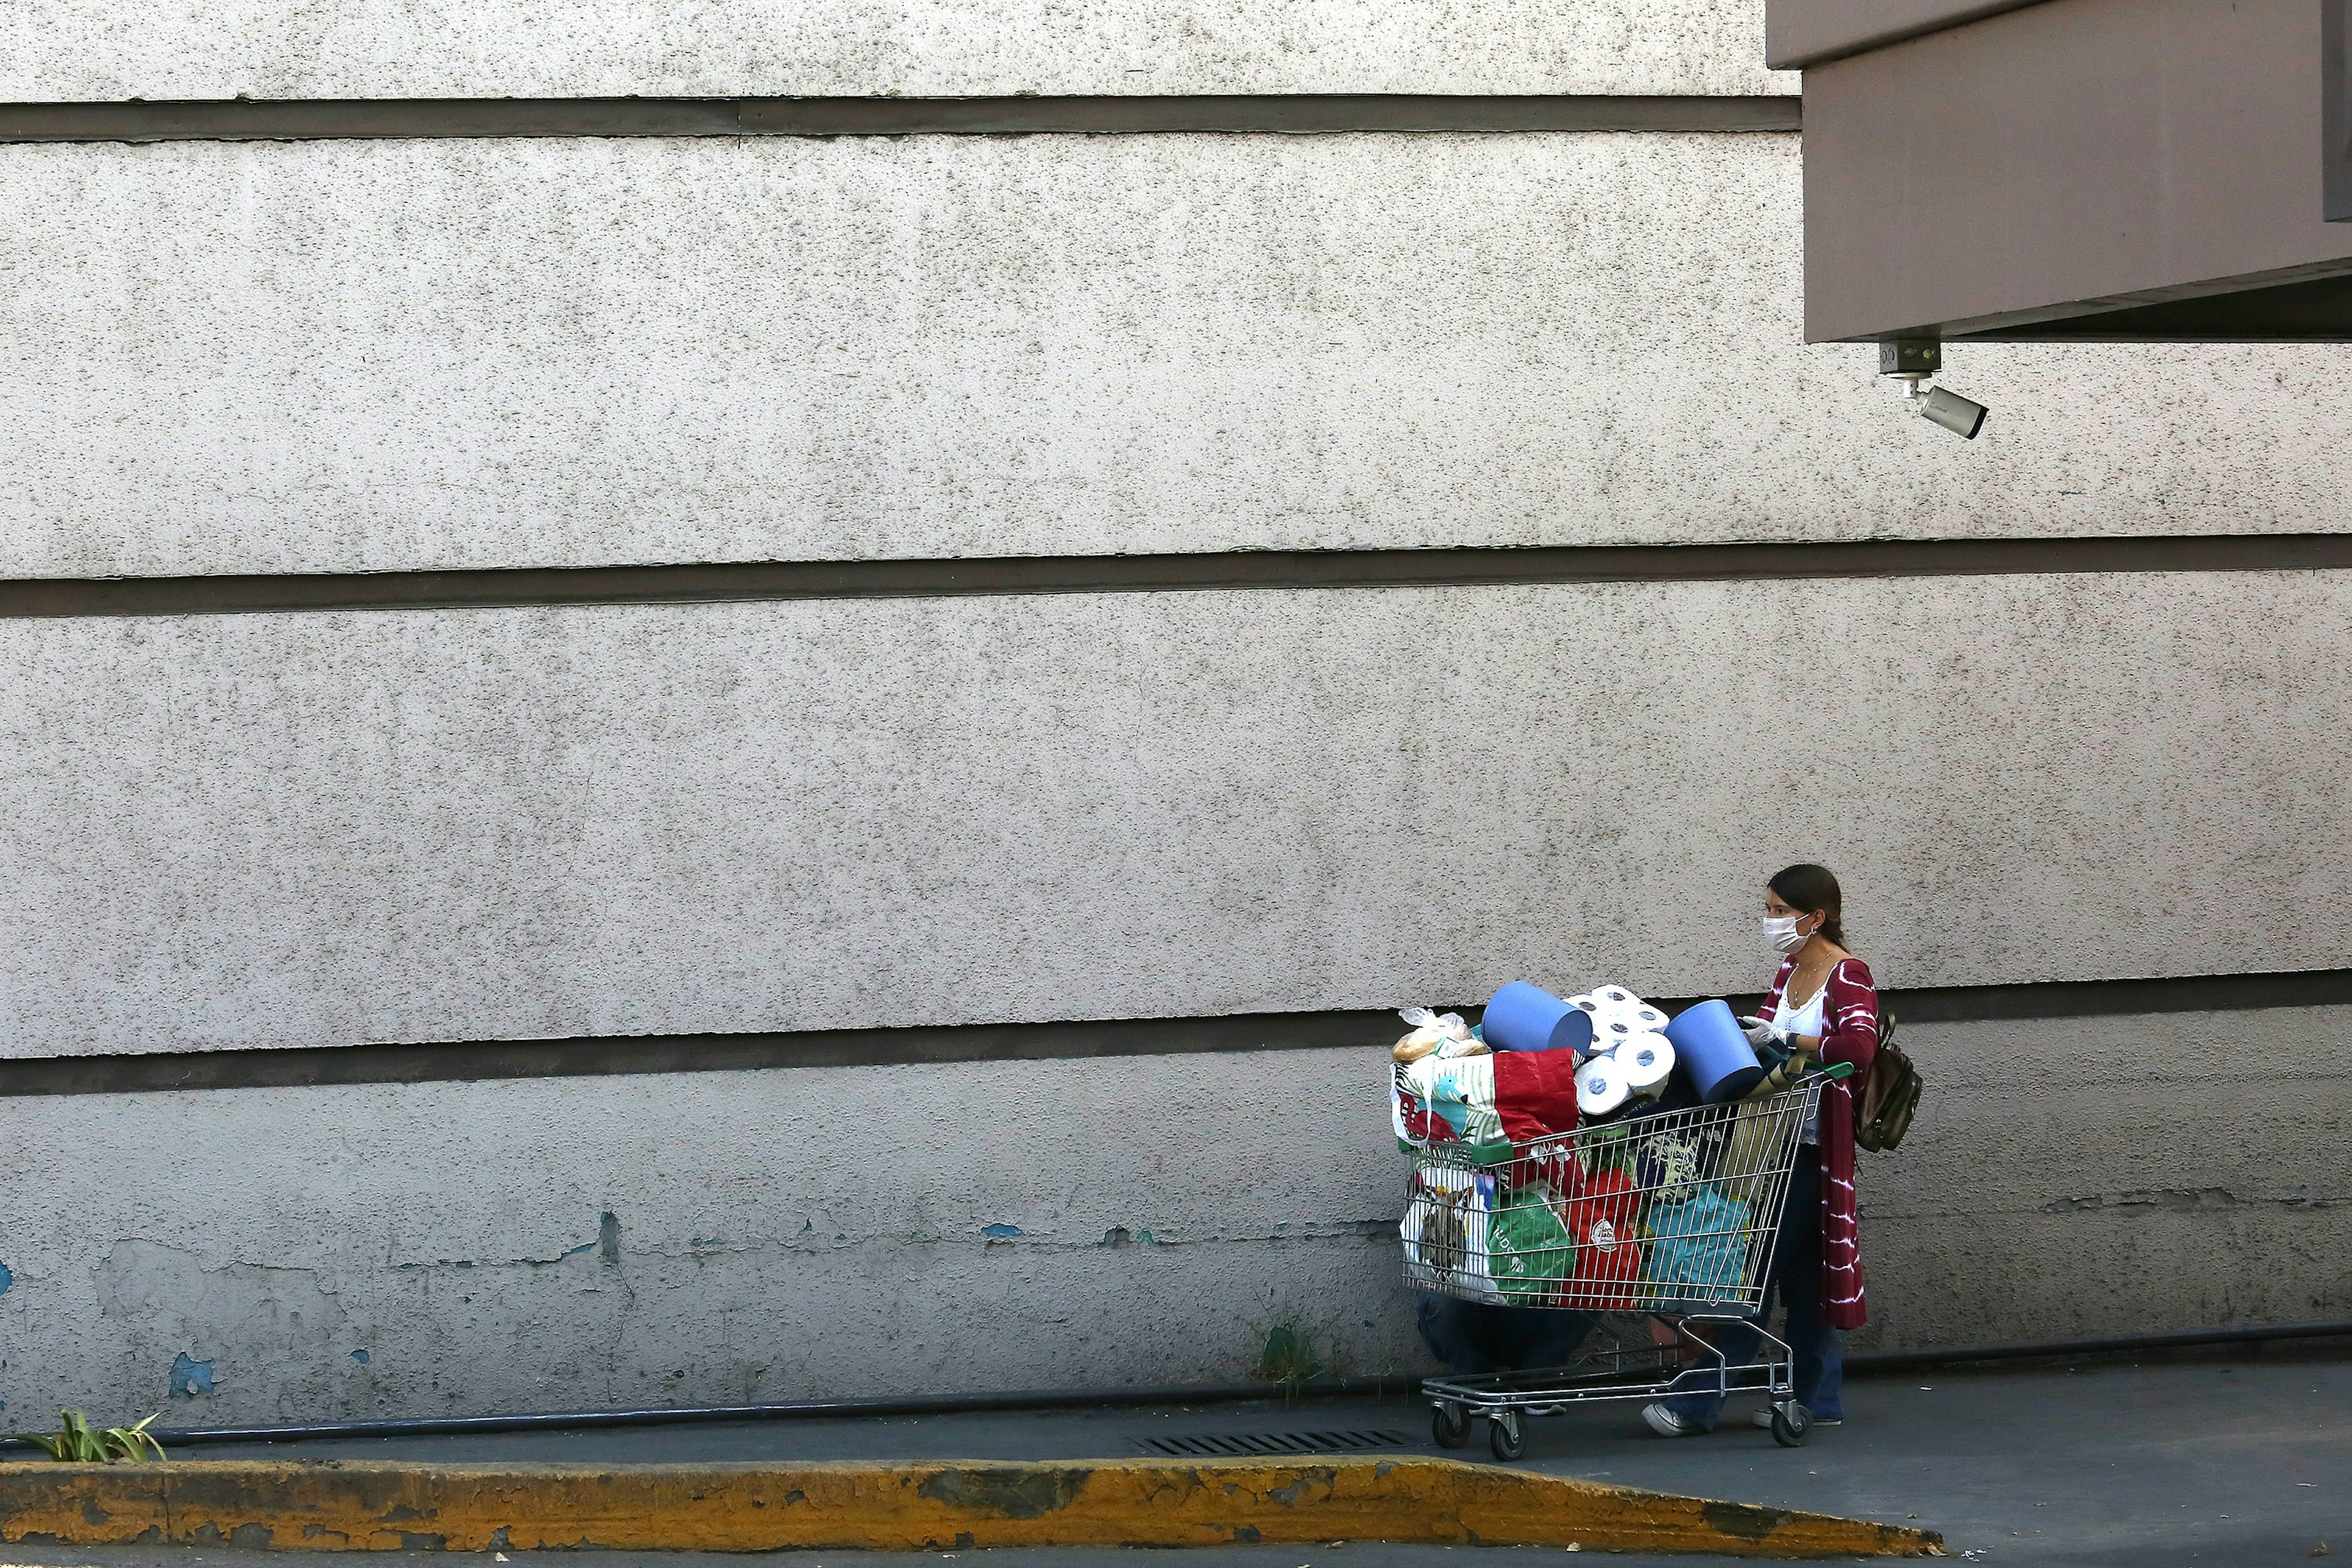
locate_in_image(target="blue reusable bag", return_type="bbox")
[1641,1185,1753,1304]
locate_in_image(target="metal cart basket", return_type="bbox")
[1395,1060,1849,1460]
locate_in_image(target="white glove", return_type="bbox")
[1736,1015,1780,1048]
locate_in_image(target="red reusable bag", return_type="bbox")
[1564,1167,1644,1309]
[1491,1049,1584,1144]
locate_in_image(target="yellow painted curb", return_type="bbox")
[0,1457,1941,1556]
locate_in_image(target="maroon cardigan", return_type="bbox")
[1758,954,1879,1330]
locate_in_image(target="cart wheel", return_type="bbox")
[1431,1402,1470,1449]
[1488,1407,1526,1461]
[1770,1401,1812,1448]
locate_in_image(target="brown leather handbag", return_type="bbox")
[1855,1009,1922,1153]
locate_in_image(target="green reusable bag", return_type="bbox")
[1487,1196,1574,1305]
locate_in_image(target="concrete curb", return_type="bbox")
[0,1458,1943,1556]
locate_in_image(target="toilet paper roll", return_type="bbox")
[1589,1013,1643,1053]
[1581,985,1665,1037]
[1618,1032,1676,1094]
[1577,1053,1632,1117]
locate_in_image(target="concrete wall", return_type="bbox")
[4,1005,2343,1422]
[3,137,2346,578]
[0,0,1793,100]
[1871,1008,2352,1348]
[4,570,2349,1057]
[0,0,2343,1427]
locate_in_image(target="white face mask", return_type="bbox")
[1763,913,1809,956]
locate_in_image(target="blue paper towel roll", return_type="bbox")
[1665,999,1766,1102]
[1479,982,1597,1055]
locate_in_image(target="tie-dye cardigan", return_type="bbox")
[1759,954,1879,1330]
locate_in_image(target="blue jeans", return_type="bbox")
[1662,1156,1845,1428]
[1418,1294,1594,1374]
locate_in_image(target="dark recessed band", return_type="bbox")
[7,533,2348,620]
[0,94,1801,145]
[6,967,2346,1098]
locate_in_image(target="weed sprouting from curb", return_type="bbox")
[11,1410,168,1463]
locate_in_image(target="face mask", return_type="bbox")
[1763,914,1808,956]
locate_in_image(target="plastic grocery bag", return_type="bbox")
[1393,1006,1485,1065]
[1488,1194,1575,1306]
[1641,1184,1753,1305]
[1401,1168,1498,1295]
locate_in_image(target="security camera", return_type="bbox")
[1916,386,1989,439]
[1878,340,1988,440]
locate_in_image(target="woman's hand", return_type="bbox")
[1736,1015,1779,1047]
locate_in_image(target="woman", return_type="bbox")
[1643,863,1879,1435]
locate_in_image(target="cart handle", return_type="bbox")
[1811,1061,1856,1082]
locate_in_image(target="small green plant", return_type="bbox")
[11,1410,167,1463]
[1253,1324,1327,1406]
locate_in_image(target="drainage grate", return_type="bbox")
[1134,1428,1413,1458]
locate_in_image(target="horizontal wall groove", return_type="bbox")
[6,968,2346,1098]
[0,94,1802,144]
[6,533,2350,619]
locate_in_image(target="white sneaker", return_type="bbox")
[1643,1402,1702,1437]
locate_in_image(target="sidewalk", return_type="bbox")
[2,1349,2340,1565]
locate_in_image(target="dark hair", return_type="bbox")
[1769,864,1847,948]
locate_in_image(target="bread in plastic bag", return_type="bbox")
[1392,1005,1486,1064]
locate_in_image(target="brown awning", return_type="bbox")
[1775,0,2352,342]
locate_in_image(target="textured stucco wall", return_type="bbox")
[0,0,1793,100]
[0,1050,1416,1424]
[1,0,2336,1423]
[1866,1008,2352,1347]
[4,135,2347,579]
[4,570,2348,1057]
[1,1005,2342,1422]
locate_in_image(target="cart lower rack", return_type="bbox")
[1395,1061,1844,1460]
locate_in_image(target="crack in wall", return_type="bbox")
[2040,1187,2338,1215]
[390,1241,599,1272]
[103,1239,336,1286]
[391,1211,633,1272]
[612,1219,1401,1261]
[1860,1188,2346,1221]
[369,1222,1398,1274]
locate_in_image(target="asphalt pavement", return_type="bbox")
[1,1348,2341,1566]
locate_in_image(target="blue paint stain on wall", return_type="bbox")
[0,1257,12,1294]
[981,1224,1022,1240]
[350,1349,370,1364]
[168,1353,215,1397]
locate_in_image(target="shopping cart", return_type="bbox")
[1395,1058,1852,1460]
